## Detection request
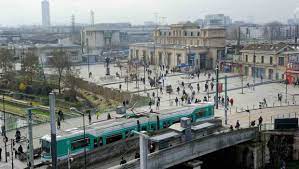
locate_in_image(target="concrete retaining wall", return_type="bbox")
[110,128,258,169]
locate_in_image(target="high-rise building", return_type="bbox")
[41,0,51,27]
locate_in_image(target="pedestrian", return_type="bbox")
[230,125,233,131]
[235,120,240,129]
[15,129,21,143]
[263,98,267,107]
[251,120,256,127]
[152,92,155,98]
[210,82,214,91]
[149,99,152,109]
[120,157,127,165]
[203,96,207,102]
[258,116,263,126]
[0,147,2,160]
[181,96,184,105]
[230,98,234,106]
[119,84,122,90]
[57,117,61,129]
[160,86,163,94]
[88,111,92,124]
[205,83,208,92]
[247,83,250,88]
[175,97,179,106]
[182,82,185,87]
[58,110,64,121]
[18,145,23,154]
[221,96,225,105]
[177,86,180,94]
[197,83,200,93]
[156,97,160,110]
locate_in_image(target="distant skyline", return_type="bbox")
[0,0,298,26]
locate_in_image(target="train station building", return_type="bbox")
[129,22,226,71]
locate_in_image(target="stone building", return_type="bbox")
[239,42,299,81]
[81,27,121,54]
[129,22,225,70]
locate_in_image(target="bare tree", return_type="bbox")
[64,68,81,101]
[0,48,14,74]
[49,50,71,94]
[23,51,39,83]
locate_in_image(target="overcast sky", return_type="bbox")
[0,0,298,26]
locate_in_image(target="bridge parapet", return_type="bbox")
[110,127,258,169]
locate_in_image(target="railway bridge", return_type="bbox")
[109,127,260,169]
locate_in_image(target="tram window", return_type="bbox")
[163,122,168,128]
[106,134,123,144]
[41,140,50,154]
[150,124,156,130]
[94,139,98,148]
[99,137,103,146]
[197,111,204,118]
[71,138,90,150]
[141,126,147,131]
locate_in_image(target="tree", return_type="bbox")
[64,68,81,101]
[49,50,71,94]
[0,48,14,74]
[23,51,39,83]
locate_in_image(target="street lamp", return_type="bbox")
[131,131,149,169]
[70,107,87,169]
[215,64,219,109]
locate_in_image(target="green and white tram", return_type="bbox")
[40,102,214,162]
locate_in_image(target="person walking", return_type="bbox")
[88,111,92,124]
[258,116,263,126]
[149,99,152,109]
[0,147,2,161]
[156,97,160,110]
[230,98,234,106]
[58,110,64,121]
[57,117,61,129]
[210,82,214,91]
[175,97,179,106]
[235,120,240,129]
[119,84,122,90]
[197,83,200,93]
[177,86,180,94]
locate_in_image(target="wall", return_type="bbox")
[111,128,258,169]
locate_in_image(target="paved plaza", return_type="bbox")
[0,63,299,168]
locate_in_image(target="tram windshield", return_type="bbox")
[41,139,51,154]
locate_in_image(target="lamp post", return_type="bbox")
[70,107,87,169]
[253,39,256,91]
[132,131,149,169]
[2,94,7,162]
[215,64,219,109]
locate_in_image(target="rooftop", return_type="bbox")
[242,42,289,51]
